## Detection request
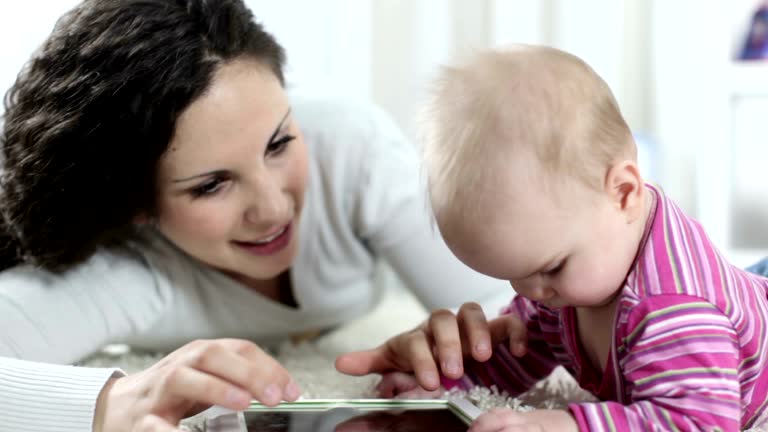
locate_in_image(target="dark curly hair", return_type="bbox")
[0,0,285,272]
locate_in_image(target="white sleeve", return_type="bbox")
[0,357,123,432]
[353,105,512,315]
[0,245,171,364]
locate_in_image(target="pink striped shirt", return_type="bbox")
[457,184,768,431]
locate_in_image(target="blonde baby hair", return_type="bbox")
[421,44,635,218]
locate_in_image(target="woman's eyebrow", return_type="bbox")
[266,107,292,145]
[171,108,292,184]
[172,169,228,183]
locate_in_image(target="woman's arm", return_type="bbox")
[0,357,123,432]
[2,338,302,432]
[0,246,169,364]
[0,244,303,432]
[0,245,165,430]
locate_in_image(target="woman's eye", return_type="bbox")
[266,134,296,155]
[190,178,227,198]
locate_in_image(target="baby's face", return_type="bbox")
[437,170,639,309]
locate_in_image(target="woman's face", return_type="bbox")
[154,59,308,285]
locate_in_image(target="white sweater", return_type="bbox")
[0,97,510,431]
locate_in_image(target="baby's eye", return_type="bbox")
[190,177,228,198]
[542,260,566,276]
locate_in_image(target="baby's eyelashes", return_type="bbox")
[542,259,566,276]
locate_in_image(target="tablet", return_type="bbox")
[205,398,481,432]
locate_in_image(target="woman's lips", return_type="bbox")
[233,224,292,256]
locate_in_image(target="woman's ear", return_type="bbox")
[604,160,645,223]
[133,213,151,225]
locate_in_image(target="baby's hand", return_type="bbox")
[470,409,578,432]
[336,302,528,391]
[375,371,443,399]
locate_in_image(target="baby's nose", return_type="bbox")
[529,286,555,301]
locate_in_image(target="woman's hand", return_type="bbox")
[93,338,300,432]
[336,302,528,391]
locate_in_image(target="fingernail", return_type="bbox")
[284,380,301,401]
[421,371,439,388]
[263,384,281,406]
[226,388,251,407]
[443,359,461,375]
[475,342,490,355]
[513,342,526,356]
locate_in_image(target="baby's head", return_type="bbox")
[422,45,649,308]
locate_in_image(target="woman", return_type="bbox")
[0,0,508,431]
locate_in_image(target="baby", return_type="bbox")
[337,45,768,431]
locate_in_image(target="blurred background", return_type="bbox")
[1,0,767,267]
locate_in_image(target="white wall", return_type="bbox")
[245,0,372,99]
[2,0,767,259]
[0,1,81,105]
[0,1,653,142]
[366,0,655,150]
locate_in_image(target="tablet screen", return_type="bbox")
[243,407,468,432]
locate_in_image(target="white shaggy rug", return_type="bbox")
[83,271,768,431]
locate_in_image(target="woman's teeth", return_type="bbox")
[254,227,286,244]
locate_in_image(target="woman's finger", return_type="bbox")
[180,339,298,405]
[134,413,184,432]
[159,366,253,410]
[227,339,300,403]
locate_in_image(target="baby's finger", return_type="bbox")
[404,331,442,390]
[375,372,420,398]
[429,309,464,379]
[489,315,527,357]
[392,386,443,400]
[457,302,492,361]
[336,347,397,376]
[469,409,526,432]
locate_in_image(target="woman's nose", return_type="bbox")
[244,179,286,226]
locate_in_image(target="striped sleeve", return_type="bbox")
[445,296,560,396]
[0,357,123,432]
[569,295,741,431]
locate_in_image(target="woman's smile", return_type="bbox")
[233,223,293,256]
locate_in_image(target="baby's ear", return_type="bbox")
[604,160,645,222]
